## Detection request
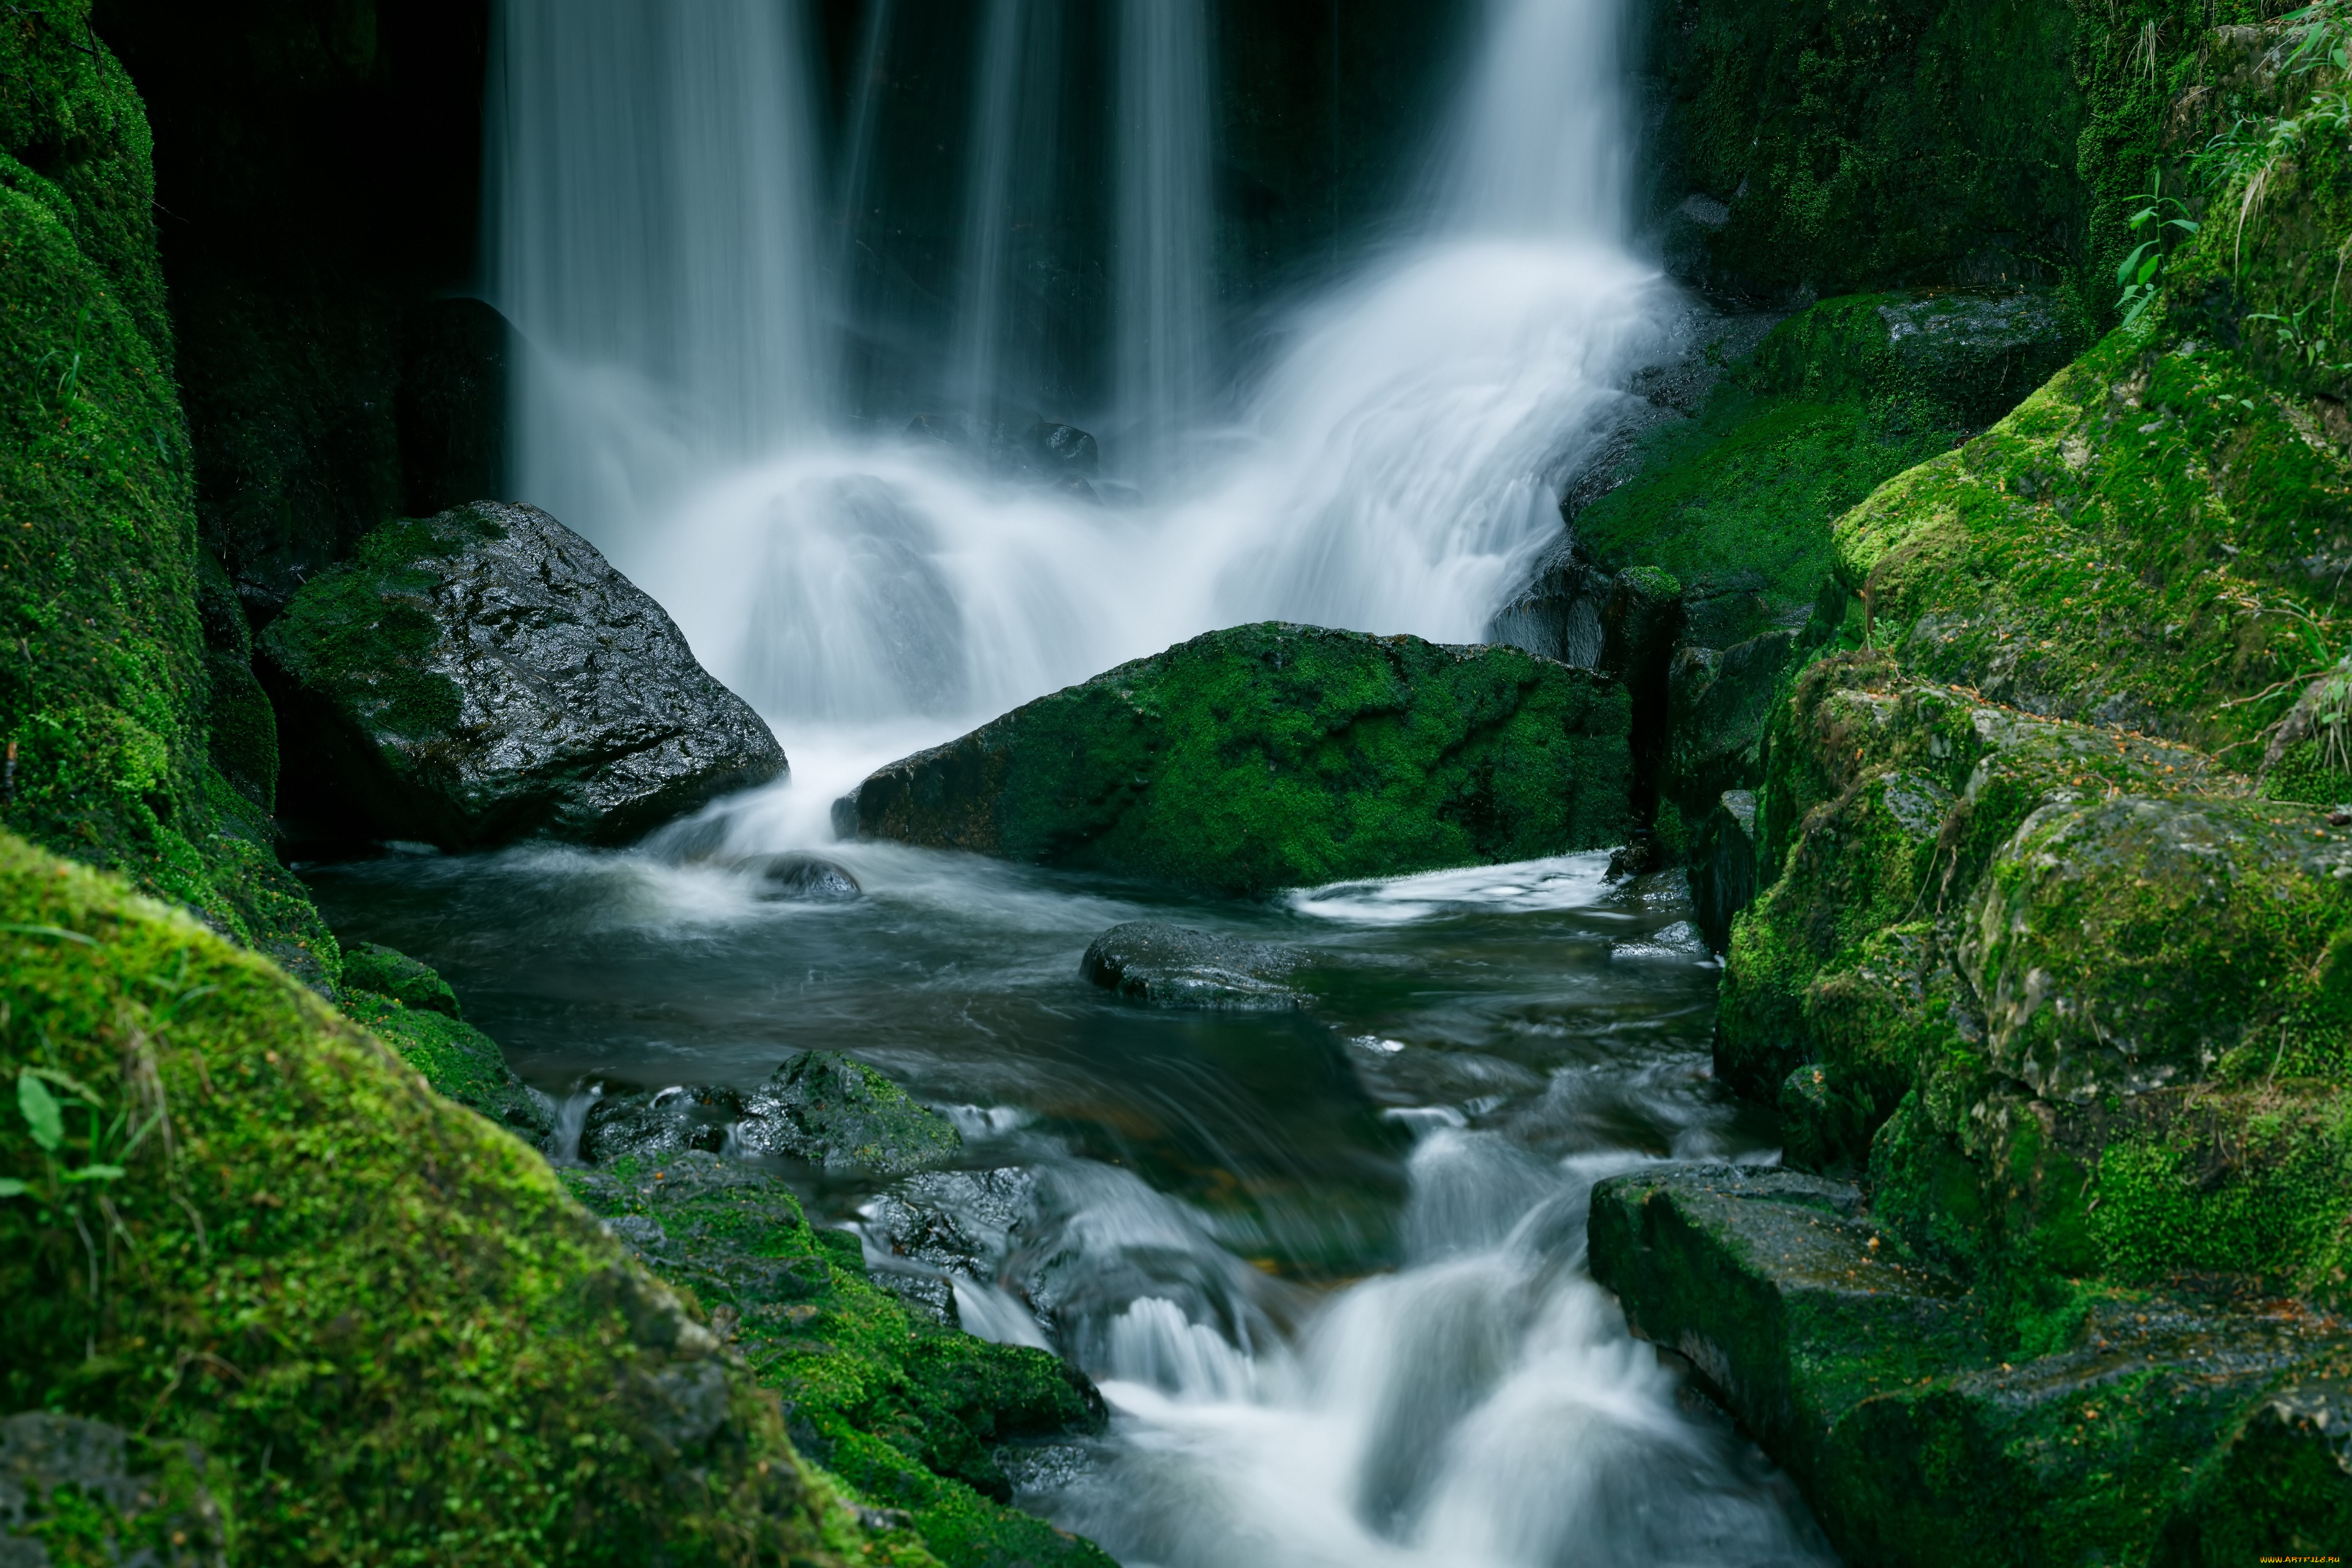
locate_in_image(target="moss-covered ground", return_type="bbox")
[0,831,897,1566]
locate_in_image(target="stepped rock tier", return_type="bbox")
[835,622,1631,895]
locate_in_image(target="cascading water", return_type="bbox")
[487,0,824,562]
[461,2,1838,1562]
[1113,0,1218,482]
[530,0,1670,752]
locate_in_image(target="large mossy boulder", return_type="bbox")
[1589,1166,2352,1566]
[835,622,1630,896]
[261,502,786,852]
[0,831,873,1565]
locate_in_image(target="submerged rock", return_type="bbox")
[261,502,786,851]
[750,853,862,903]
[835,621,1631,896]
[1589,1165,2352,1566]
[735,1052,962,1175]
[1080,921,1309,1008]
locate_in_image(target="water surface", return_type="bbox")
[307,782,1834,1568]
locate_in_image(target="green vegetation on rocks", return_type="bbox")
[839,622,1630,896]
[0,831,888,1566]
[1590,1165,2352,1566]
[0,2,329,981]
[563,1154,1112,1568]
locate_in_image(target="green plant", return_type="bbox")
[2115,181,2200,328]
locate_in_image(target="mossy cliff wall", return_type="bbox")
[0,1,334,984]
[1644,0,2292,319]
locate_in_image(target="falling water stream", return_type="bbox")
[333,1,1844,1561]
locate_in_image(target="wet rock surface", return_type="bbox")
[262,502,786,852]
[861,1167,1040,1325]
[581,1084,747,1164]
[1080,921,1309,1008]
[748,853,861,903]
[0,1414,225,1567]
[1688,789,1758,955]
[1590,1165,2352,1566]
[836,621,1631,896]
[735,1052,963,1175]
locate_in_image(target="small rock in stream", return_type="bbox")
[1080,921,1310,1008]
[734,1052,962,1175]
[748,853,861,902]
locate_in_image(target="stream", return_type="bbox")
[307,756,1838,1568]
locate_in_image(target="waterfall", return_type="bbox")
[1114,0,1218,483]
[487,0,825,571]
[489,0,1665,736]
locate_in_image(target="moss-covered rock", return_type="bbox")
[260,503,786,851]
[1718,654,2257,1164]
[736,1054,963,1178]
[0,6,328,978]
[341,938,461,1016]
[0,830,900,1566]
[564,1153,1114,1568]
[837,622,1631,897]
[338,989,552,1146]
[0,1411,227,1567]
[1589,1164,2352,1567]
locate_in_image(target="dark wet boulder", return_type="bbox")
[735,1052,962,1176]
[341,940,461,1016]
[862,1167,1039,1323]
[1080,921,1308,1008]
[260,502,786,852]
[1589,1165,2352,1566]
[0,1412,227,1567]
[1687,789,1758,955]
[341,987,554,1144]
[1664,628,1795,825]
[835,622,1631,896]
[581,1084,747,1164]
[750,853,861,903]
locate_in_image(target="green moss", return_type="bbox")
[257,510,501,750]
[1838,316,2352,760]
[0,4,323,976]
[341,938,461,1017]
[2087,1087,2352,1302]
[337,989,551,1144]
[848,622,1632,897]
[1575,293,2076,628]
[1591,1164,2352,1567]
[562,1155,1113,1568]
[0,830,883,1566]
